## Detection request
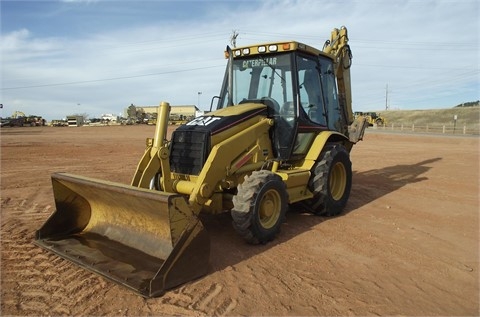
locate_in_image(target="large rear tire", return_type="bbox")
[232,170,287,244]
[306,144,352,216]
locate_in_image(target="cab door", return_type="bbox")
[318,55,344,132]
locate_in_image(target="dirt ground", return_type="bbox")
[1,125,478,316]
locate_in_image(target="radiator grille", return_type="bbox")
[170,130,209,175]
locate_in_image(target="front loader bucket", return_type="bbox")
[35,173,210,298]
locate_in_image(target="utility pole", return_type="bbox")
[230,30,239,48]
[385,84,389,111]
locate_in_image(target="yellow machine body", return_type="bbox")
[35,26,367,297]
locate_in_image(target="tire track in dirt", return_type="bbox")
[1,197,111,316]
[2,192,235,316]
[2,196,237,316]
[154,282,237,316]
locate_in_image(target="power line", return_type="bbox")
[240,30,476,48]
[355,63,478,71]
[353,38,475,48]
[1,64,225,90]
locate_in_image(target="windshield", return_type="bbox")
[219,53,294,111]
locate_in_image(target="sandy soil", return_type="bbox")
[1,125,478,316]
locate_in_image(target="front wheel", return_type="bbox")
[305,144,352,216]
[232,170,287,244]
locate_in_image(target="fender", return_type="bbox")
[302,131,350,171]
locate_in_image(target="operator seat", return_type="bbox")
[303,70,325,125]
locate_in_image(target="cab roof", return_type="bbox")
[229,41,333,60]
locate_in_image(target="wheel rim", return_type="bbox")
[329,162,347,201]
[258,189,281,229]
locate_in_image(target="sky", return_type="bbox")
[1,0,479,121]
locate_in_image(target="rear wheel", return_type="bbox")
[232,170,287,244]
[306,144,352,216]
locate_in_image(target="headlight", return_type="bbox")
[268,44,278,52]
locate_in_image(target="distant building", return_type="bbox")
[66,115,84,127]
[124,105,199,120]
[101,113,118,122]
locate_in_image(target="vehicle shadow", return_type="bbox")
[200,157,442,274]
[345,157,442,214]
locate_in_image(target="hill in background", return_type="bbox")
[370,106,480,130]
[454,101,479,108]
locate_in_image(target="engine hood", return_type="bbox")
[176,103,268,136]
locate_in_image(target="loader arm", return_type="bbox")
[132,101,171,188]
[190,117,273,209]
[172,116,274,213]
[132,101,274,214]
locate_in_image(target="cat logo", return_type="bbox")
[186,116,221,126]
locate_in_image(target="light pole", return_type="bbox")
[197,92,202,108]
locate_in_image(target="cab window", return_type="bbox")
[296,55,326,126]
[220,54,294,112]
[319,56,342,131]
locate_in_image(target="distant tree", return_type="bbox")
[454,100,479,108]
[136,108,146,123]
[127,104,137,118]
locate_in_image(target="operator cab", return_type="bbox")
[216,42,346,161]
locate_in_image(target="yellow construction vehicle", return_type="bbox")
[35,26,367,297]
[360,111,387,127]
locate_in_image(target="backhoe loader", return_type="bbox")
[35,26,368,297]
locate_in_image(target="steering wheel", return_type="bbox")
[259,97,280,113]
[239,97,280,114]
